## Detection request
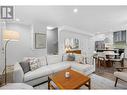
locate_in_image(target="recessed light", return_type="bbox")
[73,8,78,13]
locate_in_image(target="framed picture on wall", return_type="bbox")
[35,33,46,49]
[64,38,79,50]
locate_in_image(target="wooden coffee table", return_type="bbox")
[48,69,91,89]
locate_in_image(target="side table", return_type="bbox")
[0,73,4,87]
[2,65,14,84]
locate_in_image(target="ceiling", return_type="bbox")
[15,6,127,34]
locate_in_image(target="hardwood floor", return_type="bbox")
[95,61,127,86]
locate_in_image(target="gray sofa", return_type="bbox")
[13,55,95,86]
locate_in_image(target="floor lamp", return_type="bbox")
[3,30,20,84]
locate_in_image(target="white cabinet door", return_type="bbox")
[113,30,126,43]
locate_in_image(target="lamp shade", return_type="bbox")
[3,30,20,41]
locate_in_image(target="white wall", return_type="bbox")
[59,28,94,63]
[4,22,46,65]
[0,22,48,73]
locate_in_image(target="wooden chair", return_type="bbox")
[98,57,107,67]
[114,67,127,87]
[97,52,108,67]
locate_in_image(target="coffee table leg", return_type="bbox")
[48,77,50,90]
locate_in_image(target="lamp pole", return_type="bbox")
[3,29,20,85]
[4,40,10,84]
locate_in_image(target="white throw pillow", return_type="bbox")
[62,54,75,61]
[46,55,62,65]
[62,54,68,61]
[38,56,47,66]
[23,57,40,71]
[75,54,86,64]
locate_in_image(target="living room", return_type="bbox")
[0,5,127,91]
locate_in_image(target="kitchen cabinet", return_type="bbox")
[113,30,126,43]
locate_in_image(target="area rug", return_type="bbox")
[34,74,127,90]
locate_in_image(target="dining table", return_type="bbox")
[105,52,119,59]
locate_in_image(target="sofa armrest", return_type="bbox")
[13,63,24,83]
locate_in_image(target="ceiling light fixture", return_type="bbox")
[73,8,78,13]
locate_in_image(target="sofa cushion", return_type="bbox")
[62,54,68,61]
[62,54,75,61]
[75,54,87,64]
[23,56,47,67]
[71,63,93,73]
[23,57,40,71]
[19,61,30,74]
[47,62,71,73]
[37,56,47,66]
[47,55,62,65]
[29,58,40,71]
[61,61,77,65]
[24,66,52,82]
[66,54,75,61]
[114,71,127,81]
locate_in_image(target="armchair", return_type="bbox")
[111,53,124,67]
[114,67,127,87]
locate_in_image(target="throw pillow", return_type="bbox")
[75,54,85,64]
[28,58,40,71]
[38,56,47,66]
[78,57,84,64]
[24,57,40,71]
[19,61,30,74]
[66,54,75,61]
[62,54,68,61]
[24,57,42,67]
